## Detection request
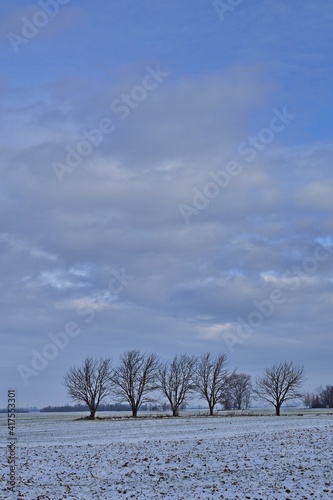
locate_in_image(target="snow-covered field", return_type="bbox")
[1,412,332,499]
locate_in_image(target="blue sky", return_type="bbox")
[1,0,333,407]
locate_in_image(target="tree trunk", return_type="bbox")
[275,403,281,416]
[88,408,96,420]
[209,404,214,416]
[172,408,179,417]
[132,407,138,418]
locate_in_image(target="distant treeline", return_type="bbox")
[0,408,30,413]
[40,403,132,413]
[303,385,333,408]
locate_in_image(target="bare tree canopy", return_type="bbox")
[158,354,197,417]
[227,373,252,410]
[194,353,232,416]
[63,357,113,419]
[253,361,305,416]
[112,350,160,417]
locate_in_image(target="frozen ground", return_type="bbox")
[1,412,332,499]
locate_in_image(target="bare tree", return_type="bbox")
[112,350,160,417]
[319,385,333,408]
[302,392,314,408]
[228,373,252,410]
[253,361,305,416]
[194,353,232,416]
[63,357,113,420]
[158,354,197,416]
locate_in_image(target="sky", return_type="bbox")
[1,0,333,408]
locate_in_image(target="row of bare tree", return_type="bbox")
[63,352,305,419]
[303,385,333,408]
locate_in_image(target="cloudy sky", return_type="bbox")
[1,0,333,408]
